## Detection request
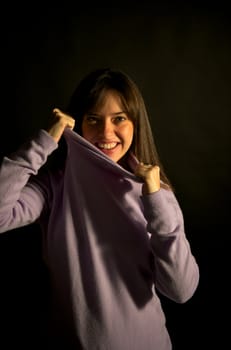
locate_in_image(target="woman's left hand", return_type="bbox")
[135,163,160,194]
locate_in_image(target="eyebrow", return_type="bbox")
[87,111,127,117]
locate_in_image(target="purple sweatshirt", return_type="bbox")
[0,129,199,349]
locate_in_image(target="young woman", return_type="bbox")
[0,68,199,349]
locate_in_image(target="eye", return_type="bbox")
[85,115,99,125]
[114,116,127,123]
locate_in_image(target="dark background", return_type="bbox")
[0,2,230,349]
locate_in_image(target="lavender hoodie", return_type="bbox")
[0,129,199,349]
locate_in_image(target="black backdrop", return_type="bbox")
[0,2,230,349]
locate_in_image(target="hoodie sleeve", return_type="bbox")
[142,188,199,303]
[0,130,58,233]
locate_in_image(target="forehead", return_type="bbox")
[91,90,125,113]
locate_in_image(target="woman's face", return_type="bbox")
[82,91,134,163]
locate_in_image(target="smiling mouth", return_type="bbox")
[96,142,118,150]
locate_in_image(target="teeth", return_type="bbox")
[98,142,117,150]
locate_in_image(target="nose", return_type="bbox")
[100,119,115,137]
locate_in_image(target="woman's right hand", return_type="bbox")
[46,108,75,143]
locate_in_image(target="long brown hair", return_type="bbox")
[66,68,172,189]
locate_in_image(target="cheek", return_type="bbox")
[123,124,134,146]
[82,125,93,141]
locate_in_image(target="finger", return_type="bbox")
[67,118,75,130]
[52,108,75,128]
[53,108,60,114]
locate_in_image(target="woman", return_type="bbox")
[0,68,199,349]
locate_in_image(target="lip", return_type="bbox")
[96,141,118,150]
[95,142,121,157]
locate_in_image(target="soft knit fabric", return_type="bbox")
[0,129,199,349]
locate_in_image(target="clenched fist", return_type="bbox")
[135,162,160,194]
[46,108,75,143]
